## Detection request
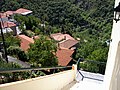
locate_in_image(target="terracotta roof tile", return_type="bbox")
[18,35,34,51]
[1,21,16,28]
[56,49,74,66]
[32,36,39,39]
[50,33,75,41]
[4,11,14,16]
[15,8,32,15]
[64,34,75,40]
[0,13,7,18]
[50,33,63,41]
[59,39,78,49]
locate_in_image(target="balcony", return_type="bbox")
[0,0,120,90]
[70,58,105,90]
[0,59,105,90]
[0,65,76,90]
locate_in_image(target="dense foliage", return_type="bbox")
[0,0,114,34]
[0,0,115,73]
[0,33,20,48]
[27,35,58,67]
[0,57,46,84]
[0,33,27,61]
[7,46,28,62]
[0,57,21,69]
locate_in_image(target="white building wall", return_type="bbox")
[0,17,8,22]
[110,42,120,90]
[104,0,120,90]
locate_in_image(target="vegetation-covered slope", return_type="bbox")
[0,0,115,73]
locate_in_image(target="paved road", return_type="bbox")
[0,52,30,68]
[8,56,30,68]
[0,26,28,67]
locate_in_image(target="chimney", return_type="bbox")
[64,36,66,40]
[32,36,35,40]
[58,43,61,50]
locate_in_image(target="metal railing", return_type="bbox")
[0,66,72,84]
[0,66,72,73]
[77,58,106,81]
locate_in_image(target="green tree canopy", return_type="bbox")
[0,0,114,73]
[27,35,58,67]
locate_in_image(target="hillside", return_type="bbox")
[0,0,115,73]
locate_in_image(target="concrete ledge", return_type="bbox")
[0,69,76,90]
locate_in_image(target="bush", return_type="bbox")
[7,46,28,62]
[0,58,46,84]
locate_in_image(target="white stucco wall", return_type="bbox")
[110,42,120,90]
[104,0,120,90]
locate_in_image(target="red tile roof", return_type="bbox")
[18,35,34,51]
[4,11,14,16]
[1,21,16,28]
[32,36,39,39]
[50,33,75,41]
[59,39,78,49]
[0,13,7,18]
[56,49,74,66]
[15,8,32,15]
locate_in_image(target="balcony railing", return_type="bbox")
[77,58,106,81]
[0,66,72,84]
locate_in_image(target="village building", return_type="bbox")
[50,33,78,66]
[18,35,35,51]
[0,8,33,35]
[15,8,32,15]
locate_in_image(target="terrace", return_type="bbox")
[0,0,120,90]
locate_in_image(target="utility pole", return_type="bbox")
[0,16,8,63]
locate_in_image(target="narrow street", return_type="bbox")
[8,56,30,68]
[0,52,30,68]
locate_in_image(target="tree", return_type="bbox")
[86,48,108,74]
[27,35,58,67]
[5,35,20,48]
[1,0,20,11]
[7,46,28,62]
[0,57,46,84]
[0,0,114,74]
[78,43,108,74]
[87,48,108,62]
[0,57,21,69]
[14,15,41,31]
